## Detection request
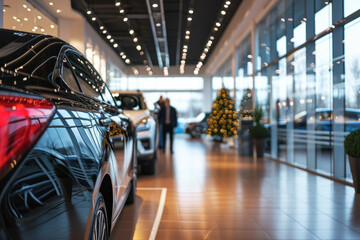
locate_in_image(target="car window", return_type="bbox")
[65,50,102,100]
[62,57,81,92]
[102,85,116,106]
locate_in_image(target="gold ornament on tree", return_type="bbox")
[206,86,239,139]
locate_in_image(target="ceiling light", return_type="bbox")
[50,25,55,29]
[41,28,45,32]
[216,22,221,27]
[87,10,92,15]
[103,30,107,34]
[224,4,229,8]
[92,17,96,21]
[185,36,190,39]
[204,48,209,53]
[189,9,194,14]
[152,3,159,8]
[140,51,144,55]
[210,36,214,40]
[221,10,226,15]
[186,30,190,35]
[119,9,125,13]
[226,1,231,5]
[107,35,111,39]
[49,2,53,6]
[122,55,126,59]
[37,16,42,20]
[183,49,188,53]
[113,43,118,48]
[123,17,128,22]
[110,39,114,43]
[120,52,125,56]
[125,59,130,64]
[27,8,31,11]
[214,27,218,31]
[136,45,142,51]
[133,37,138,43]
[16,19,20,22]
[129,29,134,35]
[100,26,104,30]
[156,23,161,27]
[56,9,61,13]
[184,45,188,49]
[34,26,38,30]
[24,18,28,21]
[115,1,121,7]
[187,17,192,21]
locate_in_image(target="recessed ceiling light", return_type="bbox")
[120,52,125,56]
[123,17,128,22]
[122,55,126,59]
[119,9,125,13]
[100,26,104,30]
[216,22,221,27]
[210,36,214,40]
[16,19,20,22]
[152,3,158,8]
[224,4,229,8]
[156,23,161,27]
[214,27,218,31]
[115,1,121,7]
[184,45,188,49]
[186,30,190,35]
[129,29,134,35]
[226,1,231,5]
[24,18,28,21]
[92,17,96,21]
[185,36,190,39]
[27,8,31,12]
[125,59,131,64]
[107,35,111,39]
[23,4,27,8]
[133,38,138,43]
[34,26,38,30]
[140,51,144,55]
[50,25,55,29]
[187,17,192,21]
[49,2,53,6]
[87,10,92,15]
[56,9,61,13]
[113,43,118,48]
[189,9,194,14]
[136,45,142,51]
[103,30,107,34]
[110,39,115,43]
[221,10,226,15]
[37,16,42,19]
[41,28,45,32]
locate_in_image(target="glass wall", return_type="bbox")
[226,0,360,182]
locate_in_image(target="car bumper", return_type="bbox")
[136,129,156,161]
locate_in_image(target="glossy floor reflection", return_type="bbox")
[112,134,360,240]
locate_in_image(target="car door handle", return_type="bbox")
[100,117,112,127]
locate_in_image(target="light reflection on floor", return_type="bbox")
[111,134,360,240]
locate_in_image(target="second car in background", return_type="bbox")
[112,91,159,174]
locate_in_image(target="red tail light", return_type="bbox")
[0,95,55,173]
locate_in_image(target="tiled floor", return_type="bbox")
[111,134,360,240]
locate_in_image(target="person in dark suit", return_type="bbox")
[159,98,178,153]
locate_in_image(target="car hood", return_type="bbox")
[123,109,151,125]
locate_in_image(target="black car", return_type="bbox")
[185,112,210,138]
[0,29,137,240]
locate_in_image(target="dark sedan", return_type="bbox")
[0,29,137,240]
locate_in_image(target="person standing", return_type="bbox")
[155,95,165,149]
[159,98,178,153]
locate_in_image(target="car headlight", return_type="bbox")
[136,118,151,132]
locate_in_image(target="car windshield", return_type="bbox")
[113,94,147,110]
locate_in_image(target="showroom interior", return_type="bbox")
[1,0,360,239]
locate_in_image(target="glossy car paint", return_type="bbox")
[0,29,136,239]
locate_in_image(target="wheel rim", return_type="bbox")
[93,208,107,240]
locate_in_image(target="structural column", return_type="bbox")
[203,75,212,111]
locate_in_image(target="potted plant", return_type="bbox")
[249,106,269,157]
[345,129,360,193]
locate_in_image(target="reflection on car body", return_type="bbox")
[0,29,137,240]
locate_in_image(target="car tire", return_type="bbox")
[190,126,203,138]
[89,193,109,240]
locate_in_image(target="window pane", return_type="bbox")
[344,0,360,18]
[315,3,332,35]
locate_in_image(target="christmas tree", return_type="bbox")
[206,87,239,139]
[239,88,253,120]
